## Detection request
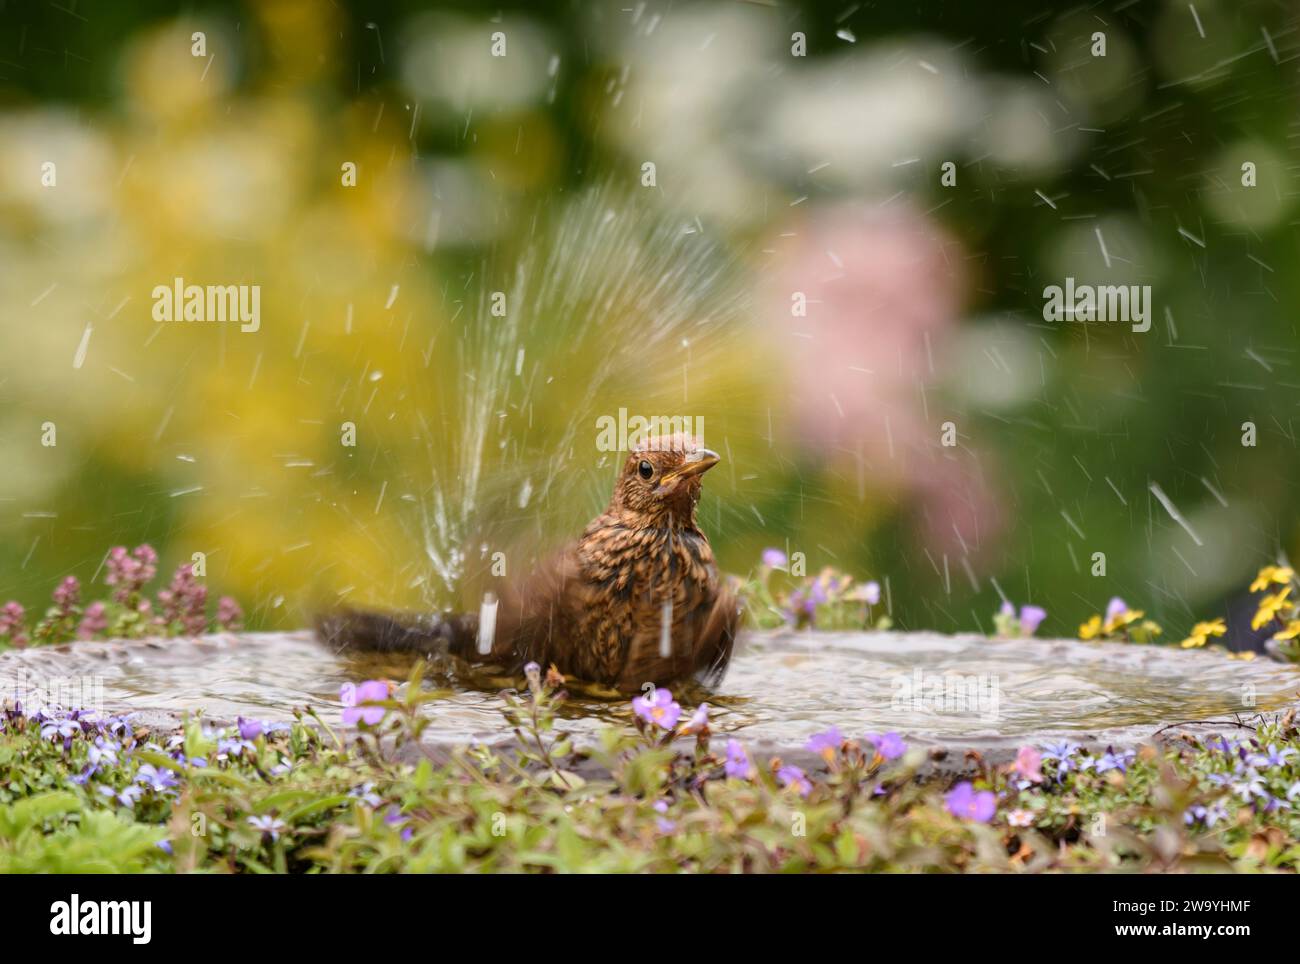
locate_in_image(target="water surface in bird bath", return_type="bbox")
[2,630,1296,760]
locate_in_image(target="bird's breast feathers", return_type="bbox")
[577,521,717,606]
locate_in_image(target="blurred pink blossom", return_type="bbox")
[764,204,1003,556]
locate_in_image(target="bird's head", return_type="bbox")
[610,434,720,528]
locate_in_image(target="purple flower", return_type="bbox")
[349,781,383,808]
[1041,740,1083,780]
[77,601,108,640]
[87,737,119,768]
[862,580,881,606]
[1208,736,1240,758]
[1233,770,1268,803]
[806,726,843,760]
[1184,803,1228,828]
[1094,747,1135,774]
[1105,597,1128,623]
[761,548,788,569]
[1019,605,1047,635]
[103,714,134,739]
[340,680,389,726]
[217,737,255,759]
[100,783,142,808]
[248,814,287,841]
[237,717,264,741]
[866,731,907,761]
[809,579,829,606]
[41,717,79,745]
[216,596,243,631]
[631,688,681,730]
[777,764,812,798]
[135,764,179,793]
[383,806,407,827]
[999,600,1015,618]
[725,739,753,780]
[653,799,676,833]
[945,781,996,822]
[382,806,413,840]
[678,703,710,735]
[1250,745,1297,770]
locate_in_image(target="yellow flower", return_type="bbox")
[1103,608,1143,636]
[1273,620,1300,641]
[1079,615,1102,641]
[1180,618,1226,649]
[1251,587,1291,631]
[1250,565,1294,593]
[1130,619,1162,644]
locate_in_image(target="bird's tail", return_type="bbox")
[315,607,479,657]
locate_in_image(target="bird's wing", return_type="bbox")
[692,578,744,687]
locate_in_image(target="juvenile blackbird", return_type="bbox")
[317,435,741,693]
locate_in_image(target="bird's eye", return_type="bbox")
[637,460,654,480]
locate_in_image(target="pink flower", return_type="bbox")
[52,576,80,610]
[157,564,208,636]
[763,206,1001,558]
[104,545,159,603]
[0,601,28,647]
[1013,745,1044,784]
[216,596,244,631]
[78,601,108,640]
[0,601,24,636]
[341,680,390,726]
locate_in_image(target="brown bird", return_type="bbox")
[317,435,742,693]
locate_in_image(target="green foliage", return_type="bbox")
[743,559,892,632]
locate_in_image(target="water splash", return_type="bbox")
[405,183,749,607]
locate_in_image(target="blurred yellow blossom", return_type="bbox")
[1250,565,1294,593]
[1078,597,1161,644]
[1179,618,1225,649]
[1252,588,1291,632]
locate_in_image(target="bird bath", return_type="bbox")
[2,630,1296,771]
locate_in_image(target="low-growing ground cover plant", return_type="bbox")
[3,655,1300,873]
[3,549,1300,872]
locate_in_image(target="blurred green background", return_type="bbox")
[0,0,1297,639]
